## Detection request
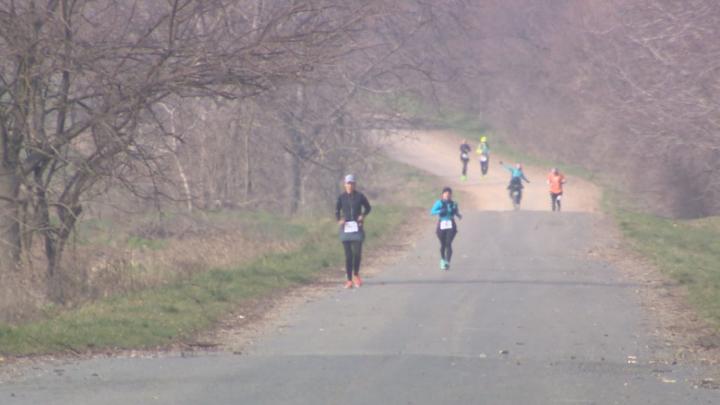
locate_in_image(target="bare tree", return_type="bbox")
[0,0,418,299]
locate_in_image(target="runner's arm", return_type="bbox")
[335,196,343,221]
[430,200,445,216]
[360,194,372,219]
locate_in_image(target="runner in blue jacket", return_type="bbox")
[431,187,462,270]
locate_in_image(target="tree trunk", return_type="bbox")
[46,203,82,303]
[286,84,306,215]
[172,140,193,213]
[159,103,193,213]
[43,166,86,302]
[0,166,21,272]
[244,112,254,201]
[287,132,303,215]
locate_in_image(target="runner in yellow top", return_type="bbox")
[476,136,490,176]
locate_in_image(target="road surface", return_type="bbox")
[0,131,716,404]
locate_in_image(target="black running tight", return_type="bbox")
[436,228,457,262]
[342,241,363,281]
[551,192,563,211]
[480,158,489,175]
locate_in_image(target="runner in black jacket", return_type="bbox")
[460,139,471,181]
[336,174,371,288]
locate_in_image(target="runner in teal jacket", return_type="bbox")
[430,187,462,270]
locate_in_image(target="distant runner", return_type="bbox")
[500,161,530,209]
[336,174,371,288]
[431,187,462,270]
[547,168,567,212]
[476,136,490,176]
[459,139,471,181]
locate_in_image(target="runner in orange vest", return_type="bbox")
[547,168,567,212]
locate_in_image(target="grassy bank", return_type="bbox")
[0,160,434,356]
[614,209,720,327]
[438,111,720,330]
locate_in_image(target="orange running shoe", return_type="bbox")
[353,275,363,288]
[344,280,353,289]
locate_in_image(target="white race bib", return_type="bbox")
[480,155,488,162]
[344,221,359,233]
[461,153,468,159]
[440,220,453,230]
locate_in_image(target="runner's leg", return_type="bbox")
[445,229,457,263]
[436,227,446,261]
[343,241,353,281]
[351,241,363,276]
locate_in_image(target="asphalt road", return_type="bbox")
[1,133,717,404]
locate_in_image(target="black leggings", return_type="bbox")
[461,159,469,176]
[551,192,563,211]
[342,241,363,280]
[480,157,489,175]
[436,227,457,262]
[509,188,523,202]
